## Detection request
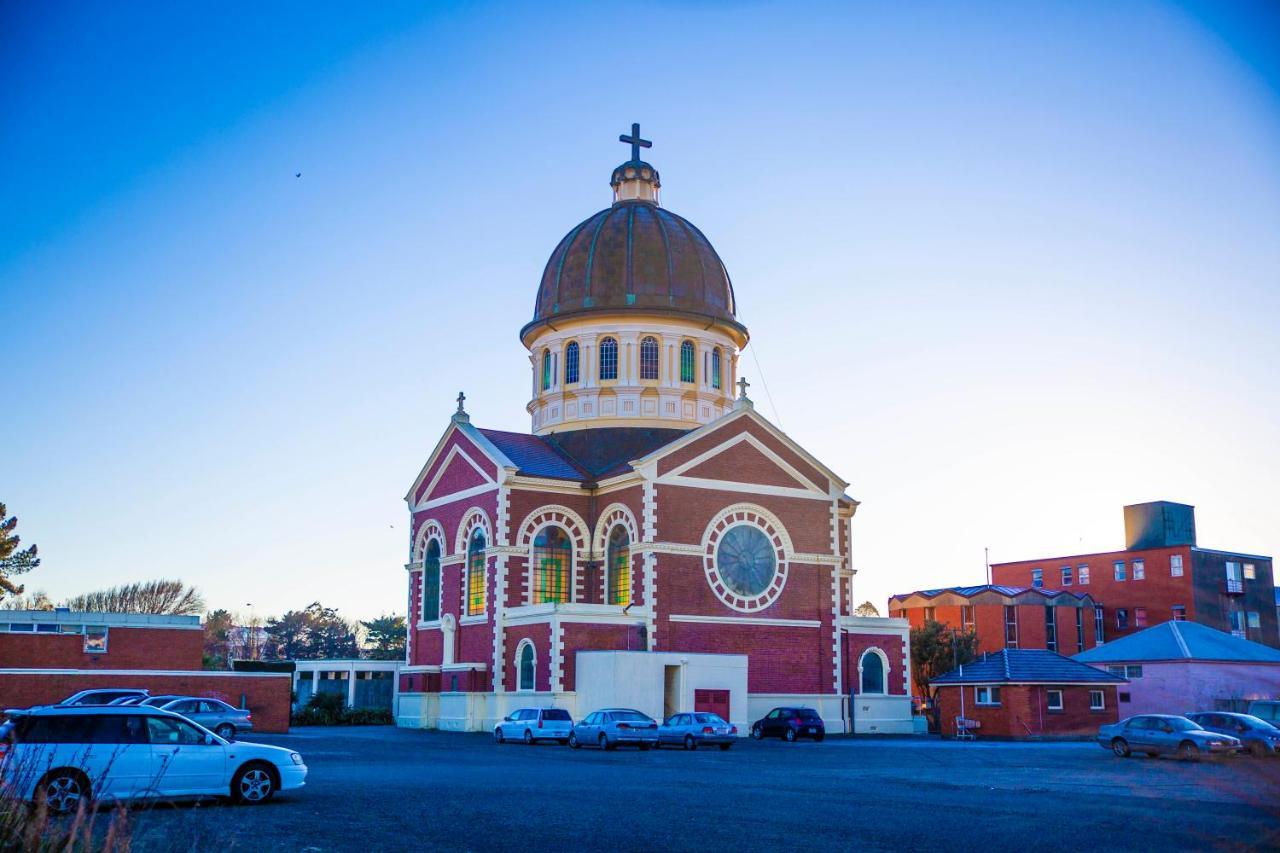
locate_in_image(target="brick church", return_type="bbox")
[395,126,912,735]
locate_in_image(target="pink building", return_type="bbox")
[1074,620,1280,717]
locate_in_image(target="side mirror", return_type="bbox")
[503,715,512,722]
[204,734,218,745]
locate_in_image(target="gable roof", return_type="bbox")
[477,427,690,482]
[889,584,1098,608]
[1073,621,1280,665]
[932,649,1127,686]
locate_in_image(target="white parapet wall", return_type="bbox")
[575,650,750,732]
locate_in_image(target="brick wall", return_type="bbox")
[0,671,292,732]
[842,634,908,696]
[937,683,1118,738]
[504,623,553,692]
[895,602,1098,656]
[0,627,203,671]
[560,623,637,691]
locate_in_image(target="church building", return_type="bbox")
[395,126,913,735]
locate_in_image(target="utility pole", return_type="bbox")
[984,547,991,586]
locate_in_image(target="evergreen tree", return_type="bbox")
[910,619,979,705]
[361,614,407,660]
[203,609,235,669]
[0,502,40,603]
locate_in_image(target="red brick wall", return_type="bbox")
[0,672,292,732]
[0,628,203,671]
[894,602,1098,656]
[658,418,829,492]
[991,546,1194,641]
[560,623,636,691]
[665,621,830,694]
[412,430,499,505]
[937,684,1118,738]
[504,624,553,692]
[842,634,908,696]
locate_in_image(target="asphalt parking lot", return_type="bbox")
[120,726,1280,852]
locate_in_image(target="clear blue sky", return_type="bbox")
[3,1,1278,622]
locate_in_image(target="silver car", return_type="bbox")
[658,712,737,750]
[159,698,253,740]
[569,708,658,750]
[493,708,573,745]
[1098,714,1241,760]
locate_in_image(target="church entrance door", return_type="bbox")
[663,665,681,719]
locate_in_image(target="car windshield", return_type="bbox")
[542,709,571,721]
[1165,718,1200,731]
[1237,715,1277,731]
[611,711,650,722]
[695,714,725,724]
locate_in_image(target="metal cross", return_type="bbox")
[618,122,651,162]
[737,377,750,399]
[456,391,466,414]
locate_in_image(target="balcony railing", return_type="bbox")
[1225,578,1244,594]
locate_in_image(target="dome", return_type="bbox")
[522,199,744,343]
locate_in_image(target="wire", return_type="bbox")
[737,308,783,428]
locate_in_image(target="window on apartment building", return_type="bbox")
[1229,610,1245,636]
[1094,607,1105,643]
[1090,690,1106,711]
[1133,560,1145,581]
[1079,565,1090,585]
[1170,554,1183,577]
[1004,605,1018,649]
[1075,609,1085,653]
[1172,605,1186,621]
[1125,665,1143,679]
[1107,665,1126,677]
[1226,562,1244,593]
[1045,606,1058,652]
[961,605,975,631]
[1248,611,1261,629]
[83,626,108,653]
[975,686,1001,706]
[1244,563,1257,580]
[1114,561,1126,582]
[1046,689,1064,711]
[1134,607,1148,628]
[1031,568,1043,588]
[1116,608,1129,630]
[923,606,936,623]
[1061,566,1073,586]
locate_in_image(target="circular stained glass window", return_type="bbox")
[715,525,777,598]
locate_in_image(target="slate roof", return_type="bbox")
[477,427,688,483]
[1073,621,1280,665]
[889,584,1096,605]
[931,649,1127,686]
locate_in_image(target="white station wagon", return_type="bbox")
[493,708,573,744]
[0,705,306,813]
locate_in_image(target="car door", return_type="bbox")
[661,714,682,744]
[145,715,227,795]
[764,709,783,737]
[1121,718,1152,750]
[577,712,596,741]
[87,714,153,800]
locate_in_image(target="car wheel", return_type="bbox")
[750,725,763,740]
[1250,741,1268,758]
[232,763,276,804]
[494,727,505,743]
[599,734,613,751]
[1178,741,1201,762]
[568,732,580,749]
[719,743,733,751]
[36,769,90,816]
[684,734,697,751]
[784,728,797,743]
[813,733,825,743]
[1111,738,1131,758]
[523,729,534,745]
[215,723,236,740]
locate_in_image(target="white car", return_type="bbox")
[0,705,306,813]
[494,707,573,744]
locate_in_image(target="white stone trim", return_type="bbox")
[492,484,511,693]
[855,647,891,695]
[415,482,498,512]
[551,618,565,692]
[642,478,658,650]
[701,504,791,614]
[457,509,493,619]
[667,614,822,628]
[516,504,591,606]
[830,498,843,694]
[455,508,493,555]
[592,503,640,604]
[658,430,827,497]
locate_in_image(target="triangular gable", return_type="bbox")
[668,431,825,493]
[403,419,516,507]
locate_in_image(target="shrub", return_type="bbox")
[290,692,392,726]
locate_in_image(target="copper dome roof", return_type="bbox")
[523,199,743,341]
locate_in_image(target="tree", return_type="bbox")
[910,619,979,706]
[361,614,406,660]
[265,602,359,660]
[203,609,235,670]
[63,579,205,615]
[0,589,54,610]
[0,502,41,603]
[265,609,312,659]
[853,601,880,617]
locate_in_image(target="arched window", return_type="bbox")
[679,340,695,383]
[860,650,886,694]
[599,337,618,380]
[532,526,571,604]
[640,336,659,380]
[518,642,535,691]
[711,348,722,390]
[564,341,580,384]
[467,528,487,616]
[541,350,552,391]
[422,539,441,622]
[607,525,631,605]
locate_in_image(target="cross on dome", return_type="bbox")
[618,122,651,162]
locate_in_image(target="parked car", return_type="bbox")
[159,698,254,740]
[1098,714,1241,760]
[108,694,184,707]
[568,709,658,750]
[0,705,305,813]
[1187,712,1280,757]
[750,707,825,742]
[59,689,149,707]
[1247,700,1280,726]
[657,712,736,750]
[493,708,573,745]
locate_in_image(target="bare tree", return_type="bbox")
[0,589,54,610]
[853,600,881,617]
[63,579,205,615]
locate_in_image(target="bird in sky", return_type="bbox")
[295,172,301,178]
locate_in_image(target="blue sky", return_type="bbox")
[3,1,1278,622]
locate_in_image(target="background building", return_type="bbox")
[990,501,1277,648]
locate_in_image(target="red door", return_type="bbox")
[694,689,730,721]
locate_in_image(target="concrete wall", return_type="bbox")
[575,650,749,731]
[1103,661,1280,717]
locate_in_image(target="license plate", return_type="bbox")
[806,727,816,733]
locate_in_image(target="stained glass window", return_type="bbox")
[680,340,695,383]
[715,525,776,598]
[533,526,571,604]
[599,337,618,380]
[422,539,440,622]
[711,348,722,389]
[640,336,659,380]
[541,350,552,391]
[518,643,535,691]
[607,525,630,605]
[860,651,885,694]
[565,341,579,384]
[467,528,487,616]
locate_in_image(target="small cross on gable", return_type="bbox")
[737,377,750,399]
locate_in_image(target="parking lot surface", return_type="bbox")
[123,727,1280,852]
